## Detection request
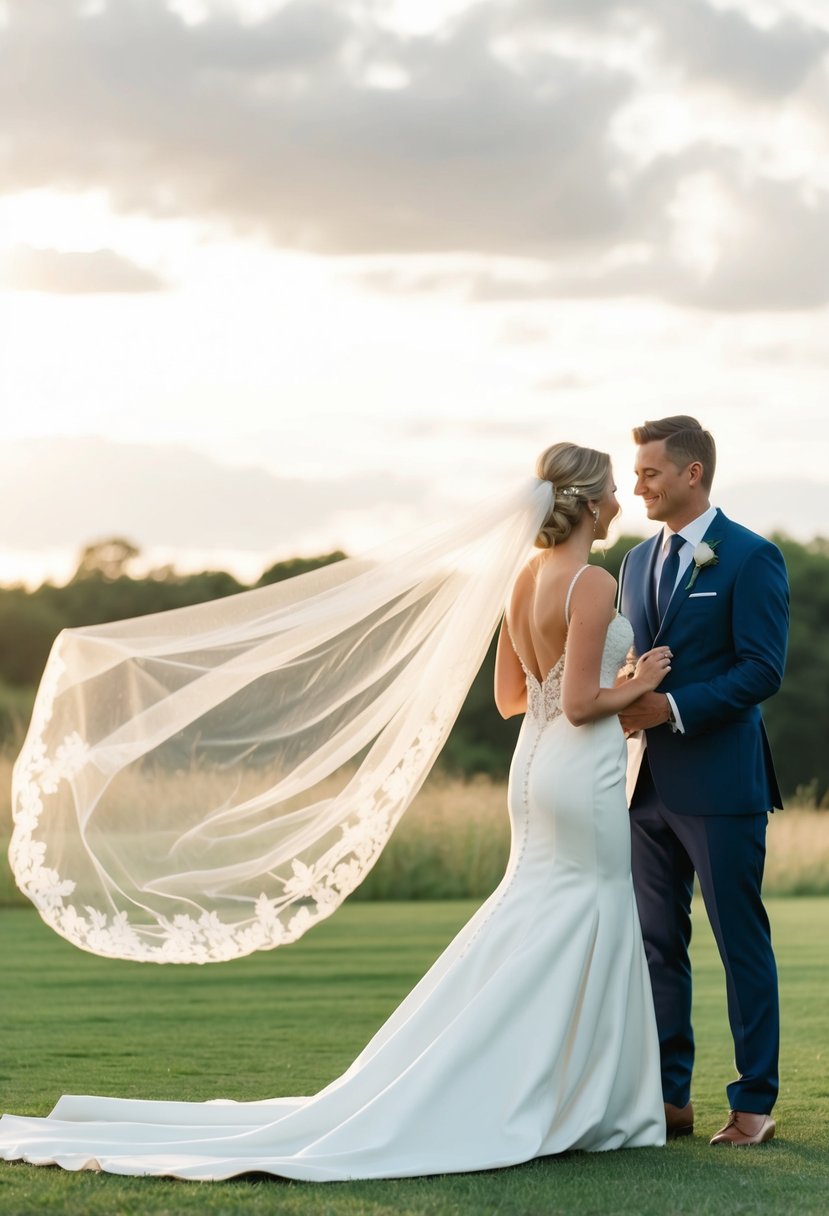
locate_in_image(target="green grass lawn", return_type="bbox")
[0,899,826,1215]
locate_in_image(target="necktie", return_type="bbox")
[657,533,684,621]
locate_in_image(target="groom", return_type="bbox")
[618,416,789,1146]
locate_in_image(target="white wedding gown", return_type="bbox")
[0,595,665,1180]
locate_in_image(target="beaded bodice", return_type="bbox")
[516,613,634,725]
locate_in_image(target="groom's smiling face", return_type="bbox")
[634,440,695,526]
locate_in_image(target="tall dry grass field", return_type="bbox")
[1,752,828,905]
[358,773,829,898]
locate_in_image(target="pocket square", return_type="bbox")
[688,591,717,598]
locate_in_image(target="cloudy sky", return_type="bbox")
[1,0,828,585]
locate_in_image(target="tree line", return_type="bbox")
[1,534,827,804]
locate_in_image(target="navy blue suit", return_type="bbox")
[619,509,789,1114]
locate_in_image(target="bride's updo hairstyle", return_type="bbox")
[534,442,611,548]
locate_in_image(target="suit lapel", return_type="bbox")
[654,509,728,641]
[642,534,661,641]
[654,571,684,642]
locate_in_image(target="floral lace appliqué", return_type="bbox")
[523,656,565,724]
[10,666,459,964]
[511,613,634,725]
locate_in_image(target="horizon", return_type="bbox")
[3,431,826,591]
[2,1,828,584]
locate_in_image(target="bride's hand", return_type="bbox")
[634,646,672,691]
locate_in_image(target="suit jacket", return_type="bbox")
[618,509,789,816]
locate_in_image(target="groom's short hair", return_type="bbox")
[633,416,716,490]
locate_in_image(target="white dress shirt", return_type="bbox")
[654,505,719,604]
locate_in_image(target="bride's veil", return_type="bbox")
[9,478,553,962]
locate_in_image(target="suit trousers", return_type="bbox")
[629,754,779,1114]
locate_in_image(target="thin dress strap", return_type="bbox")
[507,562,591,680]
[564,565,591,627]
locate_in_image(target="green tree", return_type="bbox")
[72,537,141,581]
[763,537,829,803]
[1,534,826,803]
[257,552,346,586]
[0,591,63,686]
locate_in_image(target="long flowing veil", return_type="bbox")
[9,479,553,963]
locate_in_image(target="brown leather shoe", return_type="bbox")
[709,1110,776,1146]
[664,1100,694,1139]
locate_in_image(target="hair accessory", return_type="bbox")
[560,486,582,498]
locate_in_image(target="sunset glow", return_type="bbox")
[2,0,828,586]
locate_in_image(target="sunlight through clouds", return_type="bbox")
[1,0,828,584]
[667,173,737,280]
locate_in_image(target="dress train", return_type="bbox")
[0,608,665,1180]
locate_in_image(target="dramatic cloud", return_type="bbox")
[517,0,829,97]
[386,160,829,311]
[655,1,828,96]
[0,245,166,293]
[1,0,828,309]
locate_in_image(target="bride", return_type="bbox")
[0,442,668,1180]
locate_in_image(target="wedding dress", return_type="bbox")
[0,567,665,1180]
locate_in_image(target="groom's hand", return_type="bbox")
[619,692,672,733]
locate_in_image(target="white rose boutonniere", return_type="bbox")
[685,538,721,590]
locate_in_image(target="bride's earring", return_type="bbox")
[591,508,599,536]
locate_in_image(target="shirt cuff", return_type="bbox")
[666,693,684,734]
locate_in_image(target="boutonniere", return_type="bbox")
[685,539,721,590]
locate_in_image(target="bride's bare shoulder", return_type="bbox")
[574,565,617,593]
[566,565,617,618]
[511,559,616,619]
[537,560,616,597]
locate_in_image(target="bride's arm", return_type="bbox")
[494,616,528,719]
[563,568,669,726]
